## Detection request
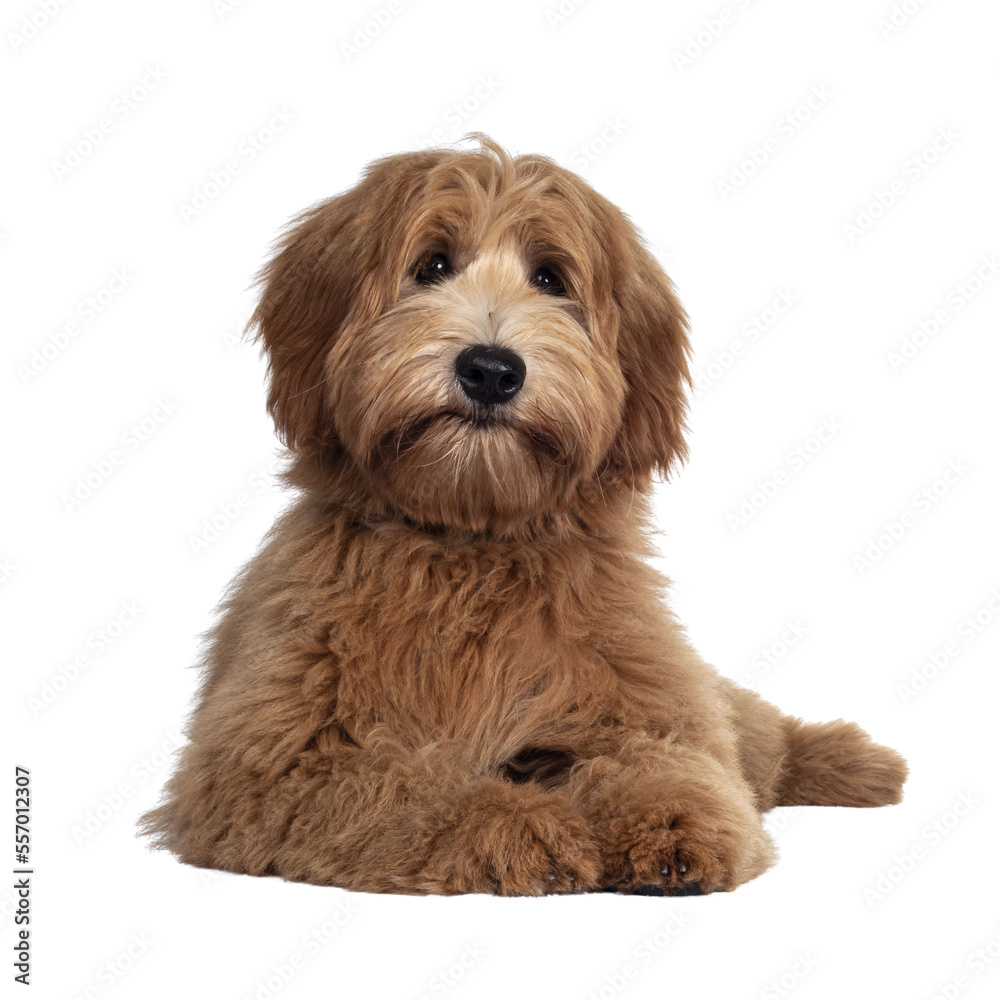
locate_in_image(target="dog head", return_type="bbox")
[250,136,690,532]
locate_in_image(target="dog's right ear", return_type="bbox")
[248,151,445,455]
[247,189,372,456]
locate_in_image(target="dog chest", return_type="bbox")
[324,536,614,740]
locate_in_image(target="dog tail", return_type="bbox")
[776,718,908,808]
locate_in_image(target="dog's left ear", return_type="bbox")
[604,247,691,485]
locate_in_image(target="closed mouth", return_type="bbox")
[442,409,507,430]
[381,410,504,452]
[377,410,565,464]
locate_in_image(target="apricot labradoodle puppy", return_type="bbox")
[142,136,907,896]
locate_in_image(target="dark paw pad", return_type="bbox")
[664,881,705,896]
[632,883,666,896]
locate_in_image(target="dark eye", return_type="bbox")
[414,252,452,285]
[532,266,566,296]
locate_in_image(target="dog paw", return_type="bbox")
[422,785,601,896]
[596,808,775,896]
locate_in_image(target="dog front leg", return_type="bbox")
[266,738,605,895]
[565,734,776,895]
[152,730,601,896]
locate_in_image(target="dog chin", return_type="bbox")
[368,414,573,531]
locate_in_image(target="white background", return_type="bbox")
[4,0,1000,997]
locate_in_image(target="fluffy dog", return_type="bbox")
[142,136,907,895]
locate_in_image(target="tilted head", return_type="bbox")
[250,136,690,534]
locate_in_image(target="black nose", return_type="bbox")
[455,345,525,406]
